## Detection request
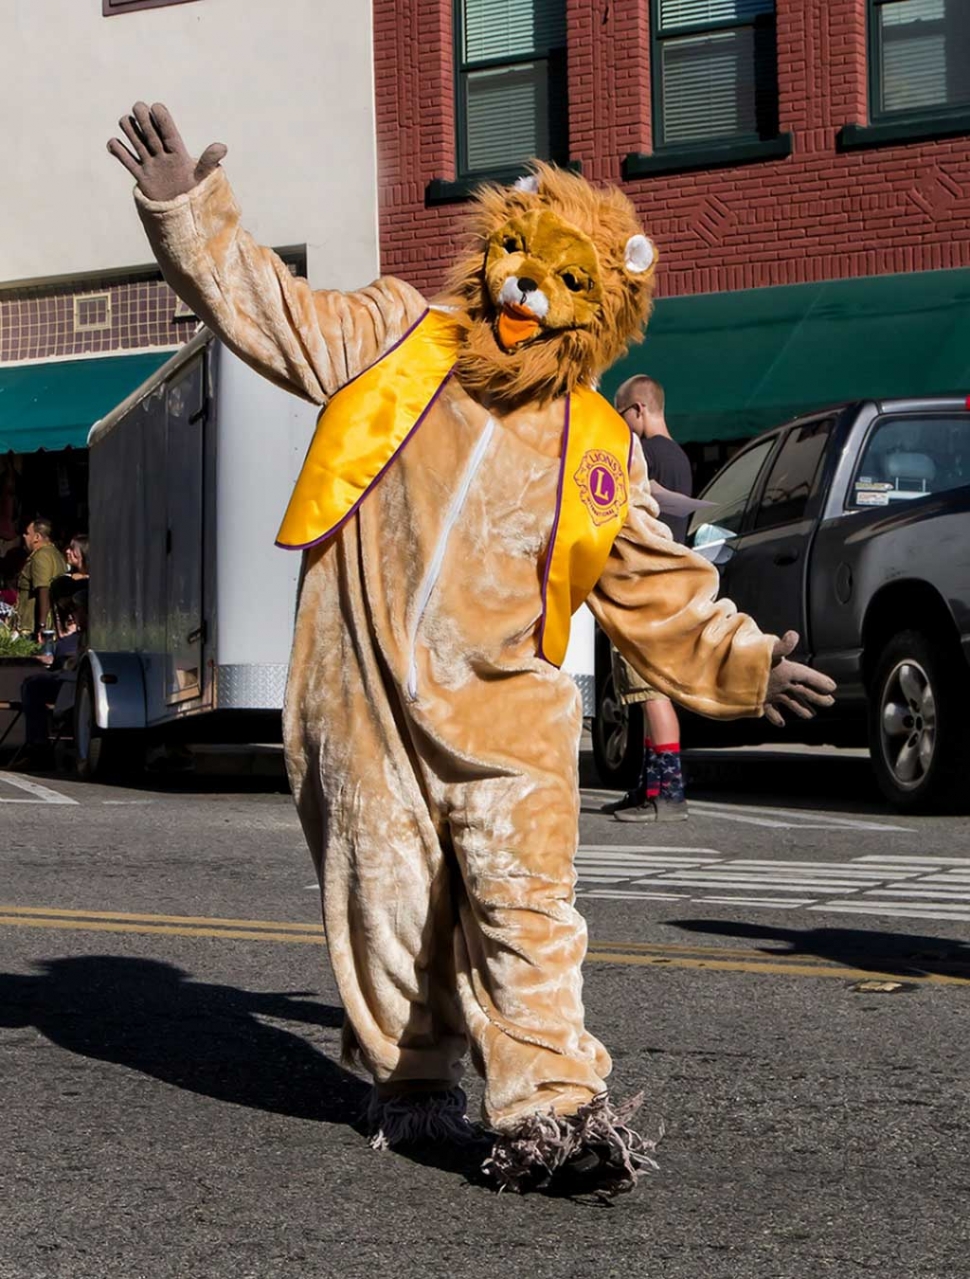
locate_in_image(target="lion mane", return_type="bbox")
[442,162,657,411]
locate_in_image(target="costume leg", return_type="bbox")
[433,677,658,1191]
[284,546,468,1146]
[448,762,608,1127]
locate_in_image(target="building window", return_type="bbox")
[103,0,200,14]
[455,0,568,178]
[869,0,970,121]
[74,294,112,333]
[651,0,779,149]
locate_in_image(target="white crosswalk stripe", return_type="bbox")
[853,855,970,864]
[810,903,970,923]
[687,800,915,833]
[582,790,916,833]
[575,845,970,923]
[0,772,77,805]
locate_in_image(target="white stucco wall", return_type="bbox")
[0,0,378,290]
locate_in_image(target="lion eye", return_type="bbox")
[561,272,583,293]
[503,237,521,254]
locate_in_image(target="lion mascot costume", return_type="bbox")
[109,104,833,1196]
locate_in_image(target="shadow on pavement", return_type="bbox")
[0,955,361,1122]
[0,955,497,1186]
[683,750,888,815]
[671,918,970,981]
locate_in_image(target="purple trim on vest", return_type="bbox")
[275,364,455,551]
[536,392,571,666]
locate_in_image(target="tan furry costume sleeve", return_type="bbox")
[135,168,426,401]
[589,445,774,717]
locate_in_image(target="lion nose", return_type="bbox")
[517,277,538,294]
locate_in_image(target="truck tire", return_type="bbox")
[592,662,644,789]
[74,670,144,782]
[868,628,970,813]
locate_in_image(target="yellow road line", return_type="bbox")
[0,904,320,932]
[0,915,323,944]
[0,906,843,958]
[587,938,795,961]
[1,907,966,986]
[587,949,969,985]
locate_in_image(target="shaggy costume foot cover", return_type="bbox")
[365,1087,476,1151]
[482,1092,660,1196]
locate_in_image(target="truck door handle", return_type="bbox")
[773,550,799,566]
[187,623,207,645]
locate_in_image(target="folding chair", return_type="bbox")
[0,698,25,767]
[0,698,24,748]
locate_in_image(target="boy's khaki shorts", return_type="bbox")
[610,646,668,707]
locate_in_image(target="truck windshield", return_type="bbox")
[850,414,970,509]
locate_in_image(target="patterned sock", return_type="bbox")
[654,741,685,803]
[638,737,661,798]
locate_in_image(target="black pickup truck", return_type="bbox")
[593,396,970,811]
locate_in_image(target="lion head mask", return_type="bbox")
[445,163,658,410]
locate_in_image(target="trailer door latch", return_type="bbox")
[187,623,207,646]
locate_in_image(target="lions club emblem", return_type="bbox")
[574,449,627,526]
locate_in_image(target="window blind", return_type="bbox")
[463,0,566,62]
[659,0,773,32]
[459,0,567,174]
[876,0,970,114]
[661,26,776,142]
[466,64,550,170]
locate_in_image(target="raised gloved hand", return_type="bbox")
[107,102,226,202]
[764,630,836,727]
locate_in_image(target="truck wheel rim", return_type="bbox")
[600,684,629,770]
[880,660,936,791]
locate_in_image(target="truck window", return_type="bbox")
[753,418,833,530]
[849,414,970,509]
[689,435,775,549]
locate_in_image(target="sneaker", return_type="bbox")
[599,788,648,816]
[654,795,689,823]
[612,794,690,823]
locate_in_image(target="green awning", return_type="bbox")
[0,351,175,454]
[601,267,970,443]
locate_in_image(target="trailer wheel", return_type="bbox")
[74,670,144,782]
[868,628,970,813]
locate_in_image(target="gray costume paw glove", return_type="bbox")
[764,630,837,727]
[108,101,226,201]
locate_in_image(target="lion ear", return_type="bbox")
[624,234,656,274]
[513,174,541,194]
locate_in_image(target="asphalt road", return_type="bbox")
[2,749,968,1279]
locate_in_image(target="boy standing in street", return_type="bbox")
[603,376,692,822]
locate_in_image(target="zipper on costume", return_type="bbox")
[405,416,496,701]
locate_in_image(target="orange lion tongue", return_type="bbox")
[497,303,541,349]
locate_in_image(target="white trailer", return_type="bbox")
[76,331,315,777]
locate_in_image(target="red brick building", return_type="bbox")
[375,0,970,475]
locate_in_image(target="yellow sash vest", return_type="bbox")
[276,309,631,666]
